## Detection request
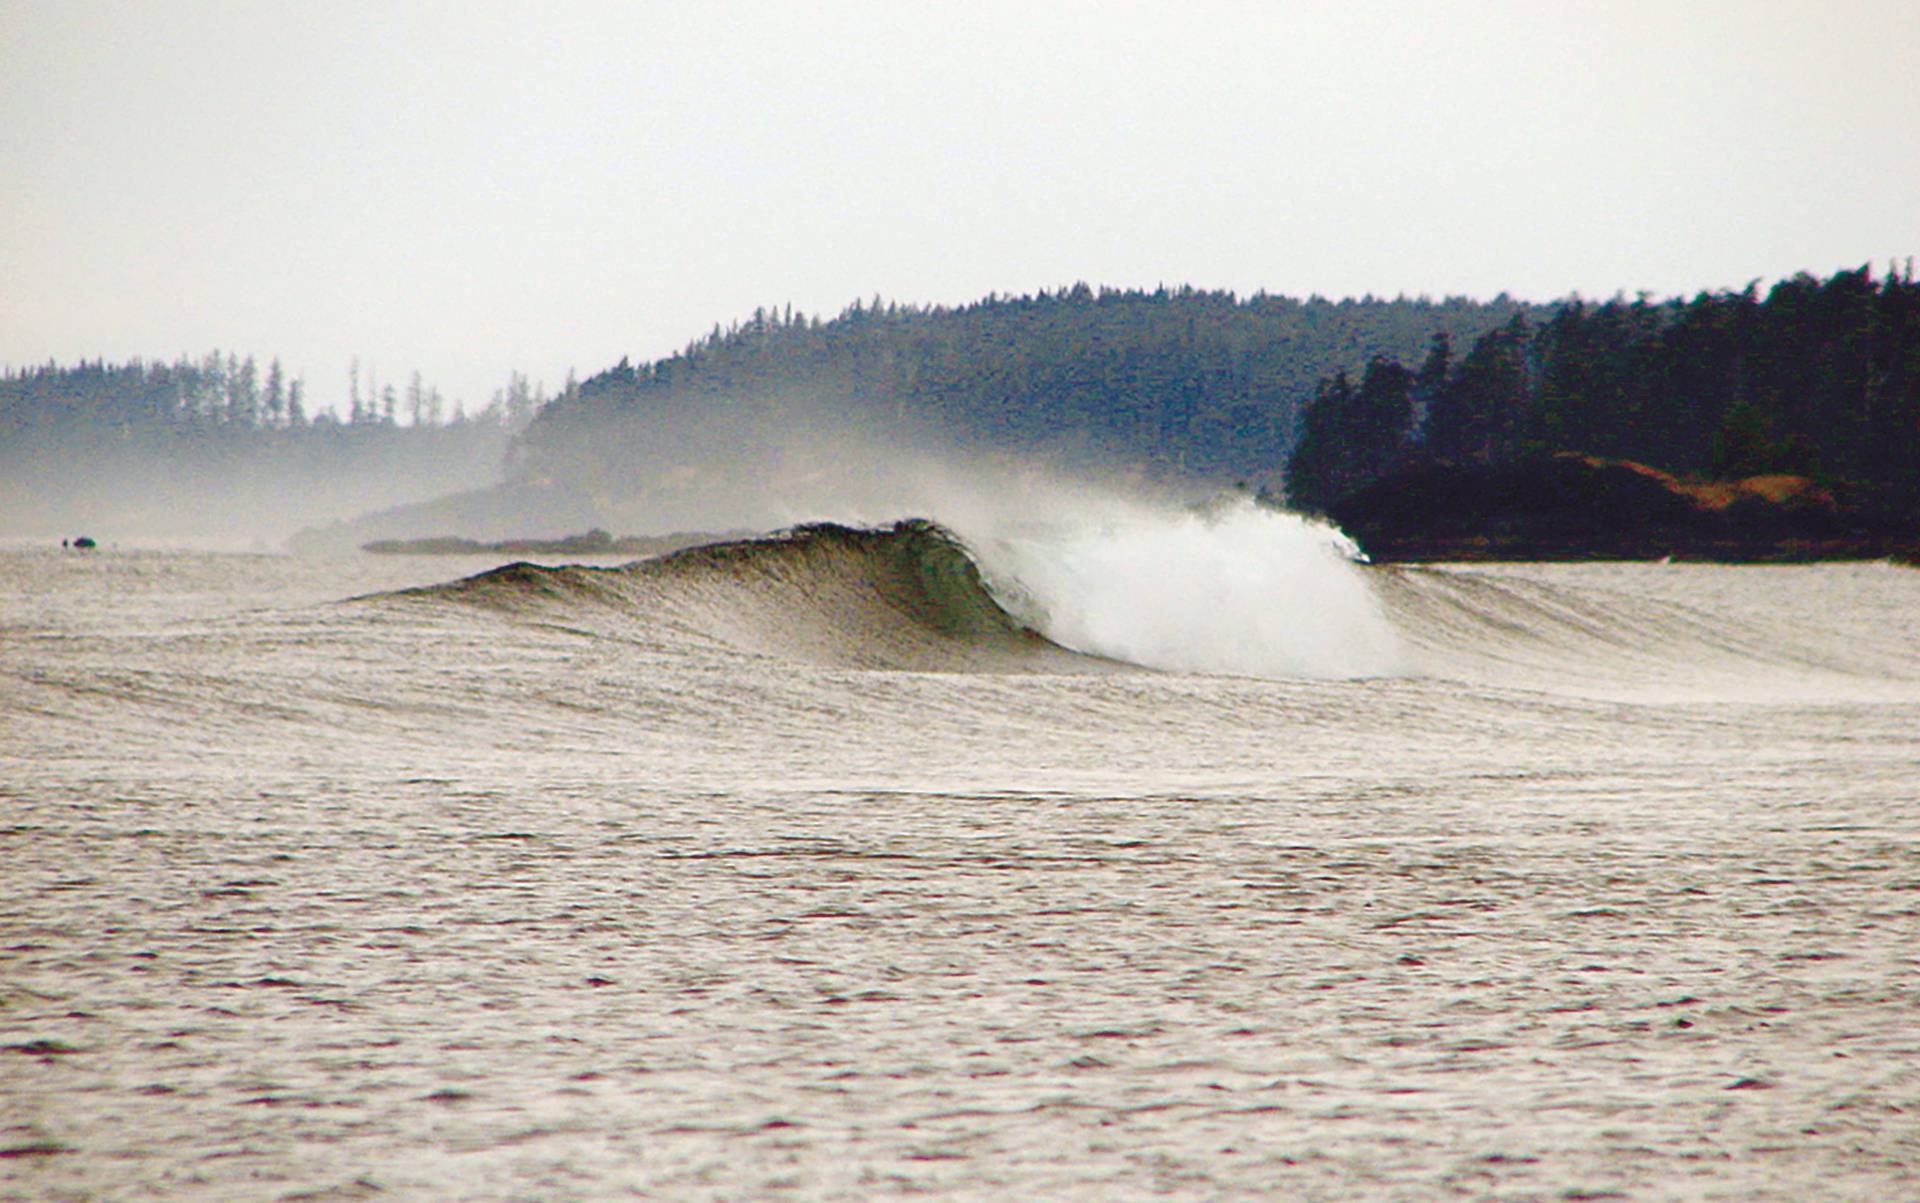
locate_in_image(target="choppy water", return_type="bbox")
[4,516,1919,1201]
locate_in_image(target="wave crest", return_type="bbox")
[403,502,1406,679]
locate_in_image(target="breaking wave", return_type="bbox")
[406,500,1406,679]
[963,499,1404,678]
[385,502,1920,699]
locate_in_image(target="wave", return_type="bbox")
[401,500,1405,678]
[961,498,1404,679]
[414,520,1095,673]
[390,503,1920,696]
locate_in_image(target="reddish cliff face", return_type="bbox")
[1556,456,1837,516]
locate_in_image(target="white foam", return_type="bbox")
[963,496,1406,680]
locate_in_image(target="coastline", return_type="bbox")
[360,528,744,558]
[1327,454,1919,567]
[1358,535,1920,566]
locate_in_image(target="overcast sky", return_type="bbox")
[4,0,1917,412]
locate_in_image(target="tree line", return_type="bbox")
[0,353,560,539]
[14,269,1914,540]
[3,288,1543,513]
[1286,265,1920,524]
[0,352,551,447]
[520,285,1545,498]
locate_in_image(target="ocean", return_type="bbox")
[4,503,1919,1200]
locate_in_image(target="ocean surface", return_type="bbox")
[4,506,1919,1201]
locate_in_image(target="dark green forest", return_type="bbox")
[1287,265,1920,526]
[518,285,1546,500]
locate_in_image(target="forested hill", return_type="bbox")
[1282,266,1920,556]
[518,286,1548,495]
[1287,265,1920,536]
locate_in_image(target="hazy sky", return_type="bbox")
[4,0,1917,412]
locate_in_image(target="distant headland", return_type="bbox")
[361,528,741,558]
[1282,265,1920,562]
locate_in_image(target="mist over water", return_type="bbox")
[674,425,1406,679]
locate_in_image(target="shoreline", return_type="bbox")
[360,528,744,558]
[1325,454,1918,568]
[1361,536,1920,566]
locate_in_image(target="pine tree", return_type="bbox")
[264,359,286,427]
[1426,315,1532,463]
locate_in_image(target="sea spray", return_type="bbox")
[962,496,1406,679]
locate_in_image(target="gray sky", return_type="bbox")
[4,0,1917,412]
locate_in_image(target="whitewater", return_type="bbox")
[4,504,1920,1201]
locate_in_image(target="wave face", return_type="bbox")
[423,520,1098,673]
[415,501,1405,679]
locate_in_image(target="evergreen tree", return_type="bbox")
[1286,370,1357,512]
[504,372,535,432]
[1285,357,1416,510]
[1355,355,1416,466]
[198,350,227,424]
[1426,315,1532,463]
[264,359,286,427]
